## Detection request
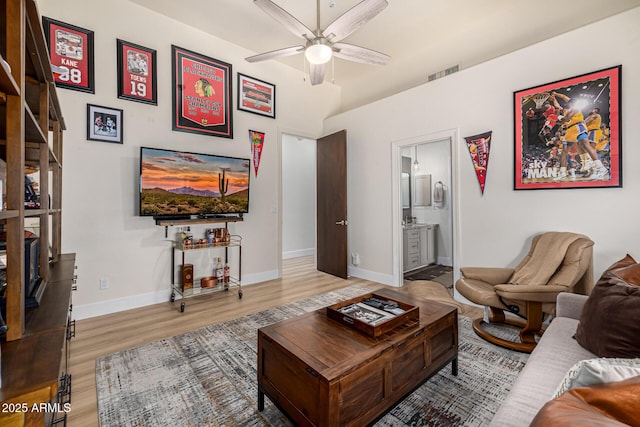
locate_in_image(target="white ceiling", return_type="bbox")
[130,0,640,111]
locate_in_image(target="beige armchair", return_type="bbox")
[455,232,594,352]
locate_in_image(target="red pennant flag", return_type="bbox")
[464,131,492,194]
[249,130,264,176]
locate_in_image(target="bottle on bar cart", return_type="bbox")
[215,257,225,290]
[223,261,230,285]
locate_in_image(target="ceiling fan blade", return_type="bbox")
[309,63,325,85]
[254,0,315,41]
[245,45,305,63]
[333,43,390,65]
[322,0,388,43]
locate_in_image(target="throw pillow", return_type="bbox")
[574,266,640,357]
[595,253,636,287]
[553,357,640,397]
[612,261,640,285]
[531,375,640,427]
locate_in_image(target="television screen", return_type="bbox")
[139,147,250,217]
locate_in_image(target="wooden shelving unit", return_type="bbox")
[1,1,73,425]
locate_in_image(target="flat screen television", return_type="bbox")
[139,147,250,218]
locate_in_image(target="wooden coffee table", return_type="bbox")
[257,288,458,426]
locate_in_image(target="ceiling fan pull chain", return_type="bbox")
[332,56,335,84]
[303,54,308,82]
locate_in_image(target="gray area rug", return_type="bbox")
[96,286,528,426]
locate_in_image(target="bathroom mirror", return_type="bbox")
[414,174,432,206]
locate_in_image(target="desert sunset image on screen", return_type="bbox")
[140,147,250,216]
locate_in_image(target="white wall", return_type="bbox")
[324,8,640,292]
[36,0,340,318]
[282,134,316,259]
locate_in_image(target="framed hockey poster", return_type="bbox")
[171,45,233,138]
[514,65,621,190]
[238,73,275,118]
[117,39,157,105]
[42,17,94,93]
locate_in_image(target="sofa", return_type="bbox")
[491,254,640,426]
[490,293,594,426]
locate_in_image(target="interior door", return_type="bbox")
[317,130,348,279]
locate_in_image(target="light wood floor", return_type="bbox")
[67,256,385,426]
[66,257,478,426]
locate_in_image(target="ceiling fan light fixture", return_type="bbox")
[305,41,332,65]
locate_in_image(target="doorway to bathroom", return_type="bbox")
[392,131,456,290]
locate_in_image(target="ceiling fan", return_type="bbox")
[246,0,390,85]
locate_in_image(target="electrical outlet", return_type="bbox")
[351,253,360,266]
[99,277,109,290]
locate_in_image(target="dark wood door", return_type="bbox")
[316,130,348,279]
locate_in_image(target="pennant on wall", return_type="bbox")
[249,130,265,176]
[464,131,492,194]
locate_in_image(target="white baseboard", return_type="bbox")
[73,290,172,320]
[73,269,280,320]
[282,248,315,259]
[347,266,396,287]
[437,256,452,266]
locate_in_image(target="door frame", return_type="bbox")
[277,127,322,278]
[391,128,461,287]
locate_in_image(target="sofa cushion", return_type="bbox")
[489,317,595,426]
[531,375,640,427]
[554,357,640,397]
[574,262,640,358]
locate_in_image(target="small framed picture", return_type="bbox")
[42,17,95,93]
[238,73,276,118]
[87,104,123,144]
[117,39,157,105]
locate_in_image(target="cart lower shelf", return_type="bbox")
[170,279,242,312]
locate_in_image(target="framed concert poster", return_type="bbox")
[514,65,621,190]
[87,104,123,144]
[117,40,157,105]
[42,17,94,93]
[238,73,276,118]
[171,45,233,138]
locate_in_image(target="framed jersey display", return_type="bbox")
[42,17,95,93]
[514,65,621,190]
[171,45,233,139]
[117,39,157,105]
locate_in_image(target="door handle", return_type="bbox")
[335,220,348,226]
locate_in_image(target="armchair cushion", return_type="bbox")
[458,267,514,284]
[494,284,569,303]
[509,232,589,286]
[574,262,640,358]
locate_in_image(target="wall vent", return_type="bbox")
[428,65,459,82]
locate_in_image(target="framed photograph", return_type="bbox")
[171,45,233,138]
[514,65,621,190]
[42,17,95,93]
[238,73,276,118]
[117,39,157,105]
[87,104,123,144]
